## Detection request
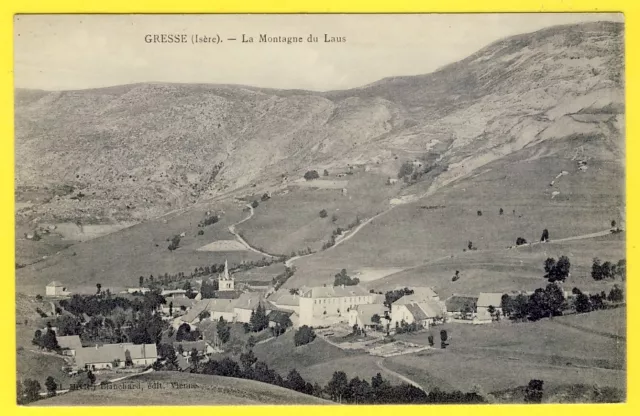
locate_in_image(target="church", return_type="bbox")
[218,259,234,291]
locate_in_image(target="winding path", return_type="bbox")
[228,205,276,258]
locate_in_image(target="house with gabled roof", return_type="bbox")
[348,303,389,329]
[391,299,446,329]
[46,281,69,297]
[57,335,83,356]
[476,292,505,321]
[74,343,157,370]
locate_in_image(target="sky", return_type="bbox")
[14,13,623,91]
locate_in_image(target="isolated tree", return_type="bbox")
[96,283,102,294]
[216,317,231,344]
[541,229,549,242]
[45,377,57,397]
[516,237,527,246]
[468,241,473,250]
[247,335,257,350]
[251,200,259,209]
[499,208,504,215]
[525,379,544,403]
[169,301,173,316]
[319,209,328,218]
[190,348,200,370]
[323,169,329,177]
[477,210,482,216]
[371,314,381,326]
[428,334,434,347]
[87,371,95,385]
[487,305,496,320]
[440,330,448,349]
[611,220,617,228]
[139,276,144,287]
[615,259,626,280]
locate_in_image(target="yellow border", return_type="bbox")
[1,1,636,415]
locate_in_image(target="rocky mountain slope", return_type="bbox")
[15,21,624,227]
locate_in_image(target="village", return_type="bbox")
[31,251,625,392]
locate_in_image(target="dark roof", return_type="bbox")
[445,295,478,312]
[267,310,293,322]
[405,303,429,321]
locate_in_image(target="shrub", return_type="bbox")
[397,161,414,179]
[304,170,320,181]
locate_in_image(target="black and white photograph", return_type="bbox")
[14,13,625,405]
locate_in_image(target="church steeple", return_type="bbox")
[218,258,234,291]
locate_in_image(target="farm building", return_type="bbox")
[162,297,197,315]
[476,292,505,321]
[57,335,83,356]
[391,299,446,329]
[74,343,158,370]
[233,292,268,323]
[267,292,300,314]
[45,281,68,297]
[348,303,389,329]
[445,295,478,320]
[173,340,216,358]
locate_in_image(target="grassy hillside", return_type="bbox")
[384,308,626,394]
[15,200,266,294]
[37,371,330,406]
[287,136,624,289]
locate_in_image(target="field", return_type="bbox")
[369,233,625,299]
[383,308,626,394]
[15,200,266,294]
[292,179,350,189]
[16,349,73,390]
[37,371,330,405]
[236,172,399,255]
[197,240,248,252]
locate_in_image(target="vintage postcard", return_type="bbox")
[13,13,625,406]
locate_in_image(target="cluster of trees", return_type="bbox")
[304,170,320,181]
[167,235,181,251]
[573,286,624,313]
[501,284,565,321]
[294,325,316,346]
[501,283,625,322]
[384,288,414,308]
[59,292,165,318]
[175,323,202,342]
[322,216,361,250]
[334,269,360,286]
[592,258,626,281]
[272,266,296,291]
[198,214,220,228]
[32,327,60,351]
[154,343,486,404]
[17,379,45,404]
[543,256,571,282]
[53,292,166,345]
